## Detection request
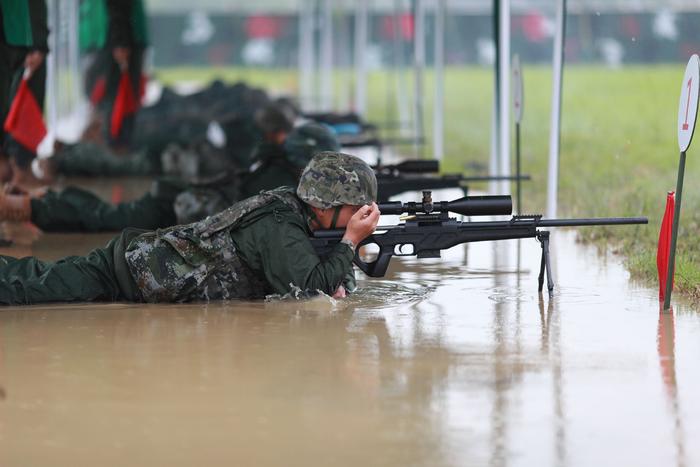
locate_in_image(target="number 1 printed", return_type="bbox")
[683,77,692,131]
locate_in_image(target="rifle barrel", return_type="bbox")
[534,217,648,227]
[461,174,531,182]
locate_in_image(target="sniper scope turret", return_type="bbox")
[378,191,512,217]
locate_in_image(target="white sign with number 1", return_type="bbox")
[678,54,700,152]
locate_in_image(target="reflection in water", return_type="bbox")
[548,296,567,467]
[345,280,434,310]
[490,241,510,467]
[657,308,687,467]
[0,223,699,465]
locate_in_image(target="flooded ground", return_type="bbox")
[0,183,699,467]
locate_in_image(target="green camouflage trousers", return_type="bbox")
[52,142,157,177]
[30,181,182,232]
[0,228,144,305]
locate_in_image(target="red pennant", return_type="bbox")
[657,192,675,301]
[3,78,47,153]
[90,76,106,105]
[110,70,139,138]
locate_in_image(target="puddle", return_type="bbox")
[0,199,698,467]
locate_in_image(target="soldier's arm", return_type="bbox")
[233,216,354,296]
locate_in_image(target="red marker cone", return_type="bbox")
[658,192,676,301]
[3,75,47,152]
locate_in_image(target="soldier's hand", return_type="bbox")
[24,51,44,76]
[332,285,347,299]
[343,202,380,246]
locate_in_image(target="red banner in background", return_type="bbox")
[246,15,282,39]
[3,78,47,152]
[381,14,415,41]
[657,192,676,301]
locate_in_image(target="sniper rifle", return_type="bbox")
[310,191,648,296]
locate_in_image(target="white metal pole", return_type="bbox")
[298,0,315,112]
[354,0,368,116]
[46,0,57,132]
[320,0,334,111]
[393,0,410,136]
[547,0,567,218]
[68,0,80,107]
[498,0,511,195]
[412,0,425,156]
[433,0,445,161]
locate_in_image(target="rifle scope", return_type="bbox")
[387,160,439,173]
[378,191,512,217]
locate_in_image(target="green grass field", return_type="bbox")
[155,65,700,299]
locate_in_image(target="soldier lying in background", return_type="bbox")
[0,152,380,305]
[0,122,339,231]
[33,98,294,184]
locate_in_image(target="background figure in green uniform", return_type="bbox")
[0,122,340,231]
[31,95,290,182]
[0,0,48,185]
[80,0,148,148]
[0,152,381,305]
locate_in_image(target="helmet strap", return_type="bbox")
[330,205,343,230]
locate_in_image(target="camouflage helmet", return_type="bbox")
[297,152,377,209]
[283,122,341,168]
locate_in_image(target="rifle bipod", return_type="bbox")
[537,231,554,297]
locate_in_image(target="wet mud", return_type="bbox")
[0,186,698,466]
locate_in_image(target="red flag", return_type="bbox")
[3,77,47,152]
[110,70,139,138]
[657,192,675,301]
[90,76,106,105]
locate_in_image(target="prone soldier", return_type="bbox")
[0,122,340,231]
[0,152,380,305]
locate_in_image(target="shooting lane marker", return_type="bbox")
[512,54,524,214]
[664,54,700,311]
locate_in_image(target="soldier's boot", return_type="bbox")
[0,192,31,222]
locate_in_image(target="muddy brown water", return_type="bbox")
[0,184,698,466]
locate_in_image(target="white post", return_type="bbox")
[498,0,511,195]
[547,0,567,218]
[354,0,368,116]
[45,0,57,132]
[392,0,410,136]
[433,0,445,161]
[68,0,80,107]
[413,0,425,156]
[298,0,315,112]
[320,0,334,111]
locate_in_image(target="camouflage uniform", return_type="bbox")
[0,227,144,304]
[50,141,157,177]
[0,188,354,305]
[29,123,339,231]
[0,152,376,305]
[30,178,185,232]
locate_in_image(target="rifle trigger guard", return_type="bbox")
[395,243,414,256]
